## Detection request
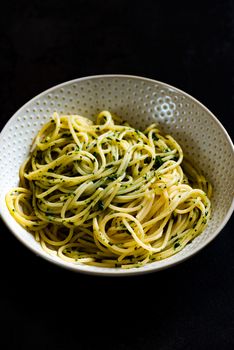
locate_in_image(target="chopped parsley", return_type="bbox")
[97,201,104,210]
[153,156,163,169]
[108,174,118,180]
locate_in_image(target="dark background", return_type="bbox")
[0,0,233,349]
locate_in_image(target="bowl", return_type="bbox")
[0,75,233,276]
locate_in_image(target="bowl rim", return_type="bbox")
[0,74,233,276]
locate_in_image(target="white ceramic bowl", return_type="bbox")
[0,75,233,276]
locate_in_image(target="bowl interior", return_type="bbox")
[0,75,233,275]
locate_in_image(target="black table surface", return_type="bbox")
[1,1,233,349]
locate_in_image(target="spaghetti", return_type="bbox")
[6,111,212,268]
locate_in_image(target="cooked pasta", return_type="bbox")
[6,111,212,268]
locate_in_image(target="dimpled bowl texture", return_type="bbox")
[0,75,233,276]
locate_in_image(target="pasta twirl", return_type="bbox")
[6,111,211,268]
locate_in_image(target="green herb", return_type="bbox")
[153,156,163,170]
[98,201,104,210]
[152,134,158,141]
[108,174,118,180]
